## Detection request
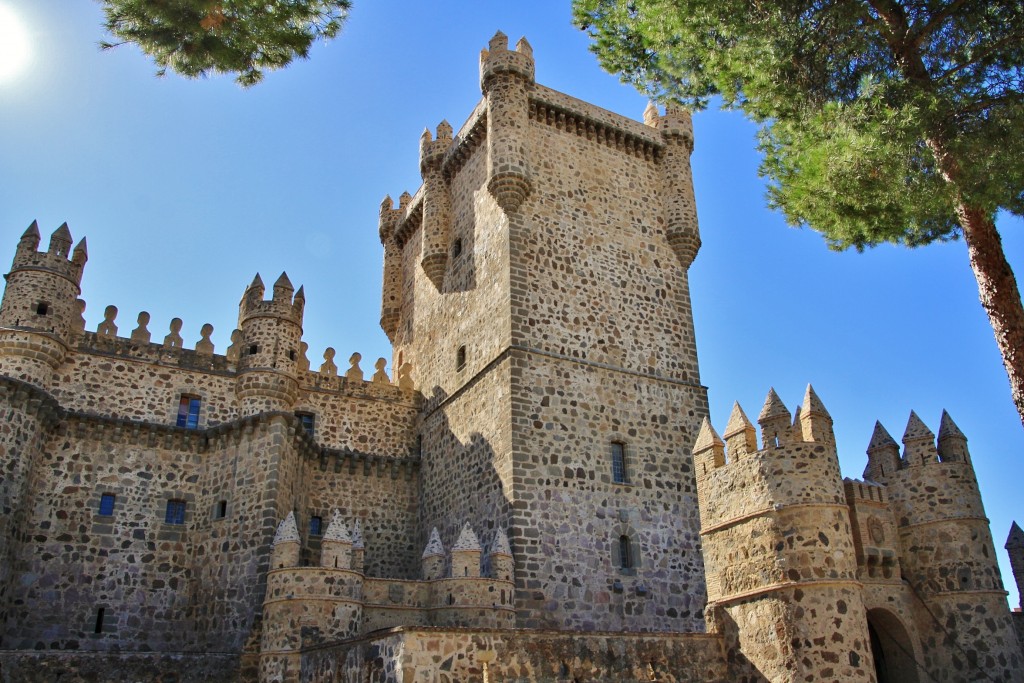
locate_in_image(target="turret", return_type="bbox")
[721,402,756,460]
[450,523,481,578]
[863,421,900,481]
[489,528,514,584]
[646,103,700,267]
[480,32,534,213]
[875,411,1023,680]
[0,221,89,388]
[697,388,873,682]
[756,387,792,448]
[421,527,445,580]
[378,195,402,341]
[419,122,454,290]
[270,512,300,569]
[320,510,352,570]
[235,272,305,415]
[1006,522,1024,610]
[798,384,834,445]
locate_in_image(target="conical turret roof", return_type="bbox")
[758,388,790,421]
[51,222,72,242]
[21,220,40,241]
[1007,521,1024,549]
[452,523,481,552]
[867,421,899,451]
[694,417,724,451]
[323,510,351,543]
[491,528,512,556]
[902,411,934,442]
[723,403,755,437]
[802,384,830,417]
[273,512,300,545]
[422,527,444,558]
[938,410,966,441]
[274,271,293,291]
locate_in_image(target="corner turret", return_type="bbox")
[321,511,353,570]
[0,221,89,387]
[419,122,455,290]
[480,31,534,213]
[378,195,403,341]
[646,103,700,267]
[235,271,305,415]
[936,409,969,462]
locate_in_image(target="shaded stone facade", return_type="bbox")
[1,32,1022,683]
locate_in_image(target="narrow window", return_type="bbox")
[35,302,49,316]
[309,515,323,537]
[296,412,315,438]
[249,344,258,355]
[94,608,105,634]
[216,500,227,519]
[98,493,115,516]
[451,238,463,258]
[456,345,466,371]
[611,442,628,484]
[165,499,186,525]
[176,396,201,429]
[619,535,633,569]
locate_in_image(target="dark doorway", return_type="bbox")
[867,608,920,683]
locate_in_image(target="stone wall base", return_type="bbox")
[0,651,240,683]
[299,627,729,683]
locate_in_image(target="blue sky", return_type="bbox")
[1,1,1022,608]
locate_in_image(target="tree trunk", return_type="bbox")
[954,204,1024,430]
[928,138,1024,430]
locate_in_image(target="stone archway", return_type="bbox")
[867,608,921,683]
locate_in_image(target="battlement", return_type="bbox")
[9,221,87,287]
[479,31,535,90]
[238,272,304,325]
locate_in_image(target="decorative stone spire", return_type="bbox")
[799,384,834,444]
[72,237,88,265]
[452,523,481,551]
[422,527,444,558]
[723,402,757,458]
[643,101,659,127]
[273,512,300,545]
[491,527,512,557]
[1007,521,1024,610]
[902,410,937,466]
[245,273,265,301]
[937,410,969,462]
[323,510,351,543]
[20,220,40,245]
[272,272,293,301]
[1007,521,1024,549]
[48,222,72,256]
[864,421,901,482]
[693,416,725,478]
[758,388,791,448]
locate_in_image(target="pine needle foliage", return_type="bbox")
[99,0,352,86]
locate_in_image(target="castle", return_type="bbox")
[0,32,1022,682]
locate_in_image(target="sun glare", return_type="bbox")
[0,3,31,84]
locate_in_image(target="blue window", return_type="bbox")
[176,396,201,429]
[296,412,315,438]
[98,493,115,516]
[309,515,323,536]
[165,499,186,525]
[611,442,628,484]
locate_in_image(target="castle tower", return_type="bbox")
[871,411,1023,680]
[1007,522,1024,610]
[450,523,481,578]
[235,272,305,415]
[378,196,402,342]
[383,34,709,632]
[695,390,875,682]
[0,221,87,388]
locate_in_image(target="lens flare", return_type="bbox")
[0,4,31,84]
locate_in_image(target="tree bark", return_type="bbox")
[929,139,1024,430]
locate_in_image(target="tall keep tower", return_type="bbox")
[378,33,708,631]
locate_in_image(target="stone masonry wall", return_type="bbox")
[300,627,729,683]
